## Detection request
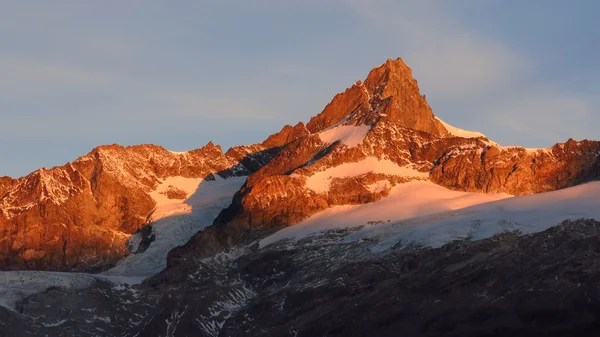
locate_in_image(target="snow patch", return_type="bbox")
[524,147,551,154]
[150,176,207,220]
[498,145,553,155]
[42,319,69,327]
[305,157,428,193]
[168,150,189,155]
[436,117,487,139]
[318,125,371,148]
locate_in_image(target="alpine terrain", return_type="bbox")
[1,58,600,336]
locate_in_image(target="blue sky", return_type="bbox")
[1,0,598,177]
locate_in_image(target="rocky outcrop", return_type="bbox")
[224,123,310,173]
[431,139,600,195]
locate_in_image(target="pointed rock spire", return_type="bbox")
[364,57,447,135]
[307,57,448,136]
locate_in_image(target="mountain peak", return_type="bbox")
[364,57,448,136]
[378,57,412,74]
[363,57,413,93]
[306,57,448,136]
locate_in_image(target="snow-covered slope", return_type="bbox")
[351,181,600,252]
[104,176,247,277]
[260,181,511,247]
[261,181,600,250]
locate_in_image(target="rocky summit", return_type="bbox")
[1,58,600,337]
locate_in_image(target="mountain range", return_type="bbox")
[1,58,600,336]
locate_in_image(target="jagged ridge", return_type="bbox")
[1,57,599,274]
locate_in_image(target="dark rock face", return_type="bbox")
[8,219,600,336]
[4,279,159,337]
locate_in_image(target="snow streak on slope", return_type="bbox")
[260,181,511,247]
[436,117,487,139]
[348,181,600,252]
[105,176,247,277]
[304,157,428,193]
[318,125,371,148]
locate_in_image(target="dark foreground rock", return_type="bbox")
[4,218,600,336]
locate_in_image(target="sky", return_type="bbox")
[1,0,598,177]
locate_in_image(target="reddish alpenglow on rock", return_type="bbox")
[3,58,597,273]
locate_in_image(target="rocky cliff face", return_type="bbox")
[431,139,600,194]
[0,116,317,272]
[0,143,252,271]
